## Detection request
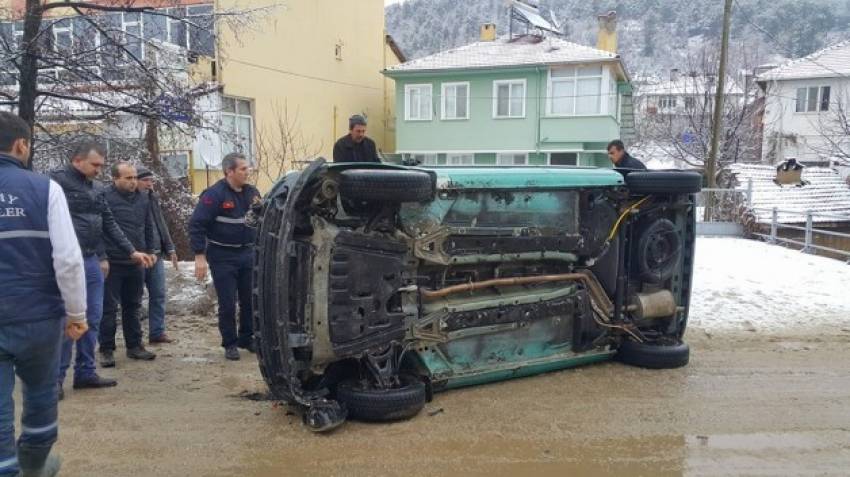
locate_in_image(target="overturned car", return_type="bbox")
[252,159,701,431]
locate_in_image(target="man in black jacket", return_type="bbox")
[50,143,150,395]
[137,167,178,345]
[607,140,647,170]
[99,162,157,366]
[332,115,380,163]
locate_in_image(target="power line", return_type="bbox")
[225,58,383,92]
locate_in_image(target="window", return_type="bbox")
[187,5,215,56]
[493,79,526,118]
[549,66,602,115]
[684,96,696,109]
[167,8,188,47]
[496,153,528,165]
[659,96,677,110]
[409,153,437,165]
[53,20,73,55]
[796,86,831,112]
[442,190,579,231]
[160,151,190,178]
[549,152,577,166]
[405,84,433,121]
[441,82,469,120]
[221,96,254,160]
[446,153,474,165]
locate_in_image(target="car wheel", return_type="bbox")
[636,218,682,284]
[336,374,427,422]
[625,171,702,195]
[616,339,690,369]
[339,169,435,203]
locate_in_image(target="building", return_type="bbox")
[758,41,850,172]
[1,0,400,192]
[636,71,745,117]
[382,16,632,168]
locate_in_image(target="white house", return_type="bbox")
[758,41,850,174]
[636,71,744,116]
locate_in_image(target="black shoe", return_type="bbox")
[19,454,61,477]
[100,350,116,368]
[73,374,118,389]
[225,346,240,361]
[127,346,156,360]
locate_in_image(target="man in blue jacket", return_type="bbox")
[189,152,260,361]
[0,112,87,477]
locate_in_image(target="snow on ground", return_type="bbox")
[690,237,850,335]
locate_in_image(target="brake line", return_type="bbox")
[607,196,652,242]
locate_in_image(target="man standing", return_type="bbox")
[137,167,178,345]
[0,112,87,477]
[332,115,380,163]
[99,162,157,366]
[607,140,647,170]
[51,143,150,395]
[189,153,260,361]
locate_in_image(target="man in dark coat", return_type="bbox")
[99,162,157,367]
[332,114,380,163]
[607,139,647,170]
[137,167,178,345]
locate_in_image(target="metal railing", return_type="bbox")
[751,207,850,262]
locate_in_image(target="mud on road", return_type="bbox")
[44,311,850,477]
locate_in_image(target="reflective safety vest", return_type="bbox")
[0,154,64,326]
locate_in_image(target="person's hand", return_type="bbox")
[169,252,179,270]
[130,251,149,267]
[148,254,158,267]
[65,320,89,341]
[195,254,208,282]
[99,260,109,278]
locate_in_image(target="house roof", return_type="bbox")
[385,34,407,63]
[758,40,850,81]
[637,76,744,96]
[384,35,623,76]
[728,164,850,224]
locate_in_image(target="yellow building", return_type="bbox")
[190,0,401,192]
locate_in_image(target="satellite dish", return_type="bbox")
[509,0,560,36]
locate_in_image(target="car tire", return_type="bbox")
[336,374,427,422]
[625,171,702,195]
[616,339,690,369]
[339,169,435,203]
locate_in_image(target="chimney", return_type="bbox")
[481,23,497,42]
[670,68,680,82]
[596,11,617,53]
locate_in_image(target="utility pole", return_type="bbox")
[705,0,733,221]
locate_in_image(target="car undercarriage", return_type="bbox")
[252,159,701,431]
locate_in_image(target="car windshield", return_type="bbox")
[440,190,579,231]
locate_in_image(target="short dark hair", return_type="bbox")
[70,141,107,162]
[222,152,246,173]
[0,112,32,153]
[349,114,367,130]
[607,139,625,152]
[111,161,134,179]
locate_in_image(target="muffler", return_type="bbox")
[629,290,677,320]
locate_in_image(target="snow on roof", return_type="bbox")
[729,163,850,224]
[385,35,620,74]
[629,141,701,170]
[637,76,744,96]
[758,40,850,81]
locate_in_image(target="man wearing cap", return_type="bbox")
[332,115,380,163]
[137,167,178,345]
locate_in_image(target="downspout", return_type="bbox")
[536,66,543,162]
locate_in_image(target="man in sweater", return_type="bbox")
[99,162,157,367]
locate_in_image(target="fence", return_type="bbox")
[695,180,752,236]
[751,208,850,262]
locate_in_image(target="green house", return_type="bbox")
[383,34,634,168]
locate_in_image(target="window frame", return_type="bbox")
[220,95,255,161]
[493,79,527,119]
[496,152,528,165]
[795,86,831,113]
[441,81,470,121]
[547,66,604,117]
[446,153,474,165]
[547,152,579,166]
[404,83,433,121]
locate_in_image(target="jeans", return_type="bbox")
[207,246,253,348]
[100,262,145,352]
[59,255,103,383]
[0,319,63,477]
[144,258,167,339]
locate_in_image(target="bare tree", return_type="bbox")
[251,103,322,187]
[810,85,850,164]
